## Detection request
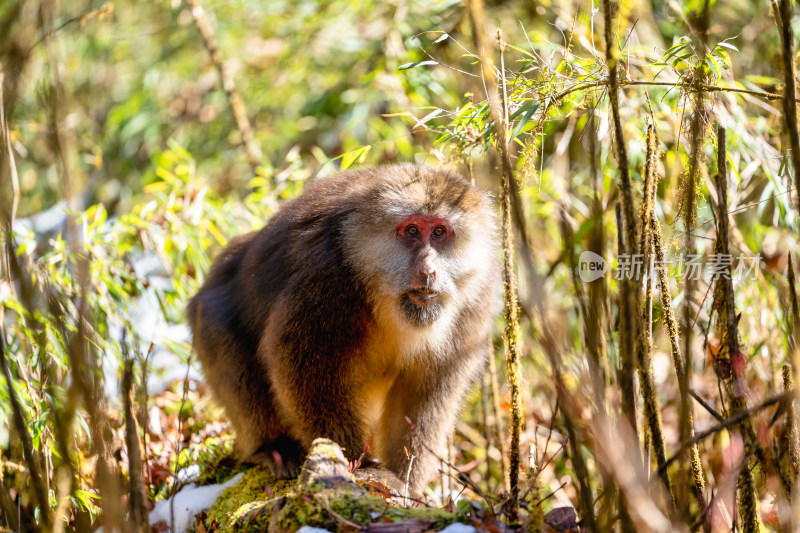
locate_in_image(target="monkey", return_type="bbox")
[186,163,500,493]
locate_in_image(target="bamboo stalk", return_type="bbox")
[466,1,524,517]
[495,29,524,519]
[637,124,674,504]
[603,2,640,462]
[615,203,638,439]
[650,216,708,513]
[679,2,711,517]
[779,364,799,500]
[712,126,761,533]
[599,12,674,499]
[602,0,637,256]
[774,0,800,214]
[586,109,610,395]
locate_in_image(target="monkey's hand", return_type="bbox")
[245,435,305,479]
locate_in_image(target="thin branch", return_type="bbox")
[185,0,262,177]
[689,390,724,422]
[122,335,149,533]
[659,391,792,473]
[0,327,51,527]
[27,2,113,52]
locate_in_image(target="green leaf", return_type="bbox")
[662,40,694,66]
[758,179,775,217]
[507,44,536,59]
[705,54,722,80]
[398,60,438,70]
[716,41,739,52]
[726,150,741,186]
[511,102,540,141]
[415,108,444,128]
[339,146,372,170]
[745,74,780,85]
[713,49,732,70]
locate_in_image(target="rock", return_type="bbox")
[299,438,355,487]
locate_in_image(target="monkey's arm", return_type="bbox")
[264,340,373,464]
[260,272,375,465]
[376,346,487,493]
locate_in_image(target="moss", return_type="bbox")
[207,467,294,532]
[273,484,453,533]
[213,474,453,533]
[522,472,544,533]
[206,440,455,533]
[307,439,344,461]
[176,435,248,487]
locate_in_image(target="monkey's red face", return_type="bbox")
[395,214,454,318]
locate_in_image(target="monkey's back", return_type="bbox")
[186,171,381,457]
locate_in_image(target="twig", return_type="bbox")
[487,345,509,492]
[28,2,113,52]
[779,364,799,499]
[185,0,262,177]
[496,28,525,521]
[523,439,566,500]
[604,14,650,505]
[480,362,492,494]
[689,390,724,422]
[139,341,155,496]
[318,493,364,529]
[411,418,496,513]
[122,333,149,533]
[549,78,792,106]
[170,356,194,529]
[659,391,792,473]
[0,326,51,528]
[535,480,568,506]
[402,452,415,507]
[637,122,674,505]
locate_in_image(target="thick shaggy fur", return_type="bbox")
[187,164,500,492]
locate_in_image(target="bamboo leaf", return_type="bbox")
[398,60,438,70]
[511,102,540,141]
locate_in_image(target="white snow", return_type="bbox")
[148,473,243,532]
[439,523,477,533]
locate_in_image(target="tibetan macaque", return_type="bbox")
[187,164,499,493]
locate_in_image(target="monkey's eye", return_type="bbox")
[406,225,420,237]
[432,226,446,238]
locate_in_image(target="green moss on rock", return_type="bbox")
[204,440,456,533]
[207,467,293,532]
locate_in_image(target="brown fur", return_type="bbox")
[187,164,500,492]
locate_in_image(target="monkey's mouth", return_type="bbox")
[406,288,440,306]
[400,290,443,327]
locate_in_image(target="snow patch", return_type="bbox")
[148,472,243,532]
[439,524,477,533]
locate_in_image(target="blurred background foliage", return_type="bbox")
[2,0,800,530]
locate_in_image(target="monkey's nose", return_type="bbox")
[418,268,436,286]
